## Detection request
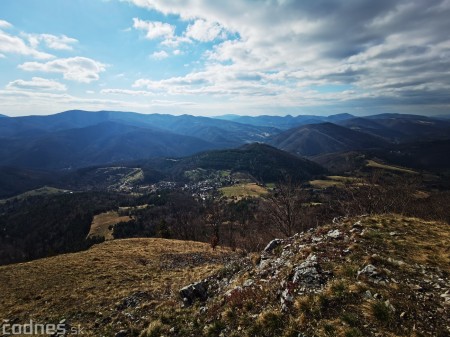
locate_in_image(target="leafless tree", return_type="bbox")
[262,177,307,237]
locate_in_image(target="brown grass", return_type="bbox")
[0,238,234,336]
[366,160,418,174]
[87,211,132,240]
[220,183,268,199]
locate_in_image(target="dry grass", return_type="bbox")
[309,179,344,189]
[0,238,234,336]
[310,176,362,189]
[366,160,418,174]
[220,183,268,199]
[87,211,132,240]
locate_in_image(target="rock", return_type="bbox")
[180,280,209,306]
[292,254,327,288]
[385,300,395,312]
[225,286,243,297]
[364,290,373,299]
[264,239,283,253]
[352,221,362,228]
[358,264,377,276]
[243,279,254,287]
[116,291,151,311]
[312,236,322,243]
[327,229,341,239]
[357,264,387,284]
[115,330,128,337]
[281,288,294,311]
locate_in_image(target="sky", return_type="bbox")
[0,0,449,117]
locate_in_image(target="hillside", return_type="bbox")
[0,110,278,149]
[155,143,327,183]
[0,166,59,198]
[269,122,387,157]
[338,115,450,143]
[0,121,215,170]
[0,238,237,336]
[1,215,448,336]
[142,214,450,337]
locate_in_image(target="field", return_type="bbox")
[309,175,361,189]
[0,186,72,204]
[0,238,236,336]
[87,211,133,240]
[366,160,418,174]
[220,183,268,198]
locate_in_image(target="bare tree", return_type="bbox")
[262,177,307,237]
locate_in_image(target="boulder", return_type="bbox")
[180,280,208,306]
[263,239,283,254]
[292,254,326,288]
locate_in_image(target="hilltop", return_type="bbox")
[140,214,450,337]
[1,215,448,336]
[154,143,327,183]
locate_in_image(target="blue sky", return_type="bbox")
[1,0,450,117]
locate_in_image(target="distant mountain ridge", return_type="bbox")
[1,110,449,172]
[337,115,450,142]
[0,110,278,147]
[268,122,388,156]
[0,121,216,170]
[215,113,354,130]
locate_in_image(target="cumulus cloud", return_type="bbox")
[18,57,106,83]
[0,30,54,59]
[185,19,226,42]
[151,50,169,60]
[26,33,78,51]
[132,17,175,39]
[127,0,450,112]
[6,77,67,91]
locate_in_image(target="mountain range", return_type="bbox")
[0,109,449,176]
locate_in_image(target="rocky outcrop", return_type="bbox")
[179,280,209,306]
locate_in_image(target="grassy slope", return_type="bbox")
[220,183,268,199]
[87,211,133,240]
[366,160,418,174]
[1,215,448,336]
[0,238,236,336]
[137,215,449,337]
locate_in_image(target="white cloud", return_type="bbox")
[151,50,169,60]
[185,19,225,42]
[132,17,175,39]
[0,20,12,29]
[19,57,106,83]
[26,33,78,51]
[6,77,67,92]
[126,0,450,113]
[173,49,181,55]
[0,30,54,59]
